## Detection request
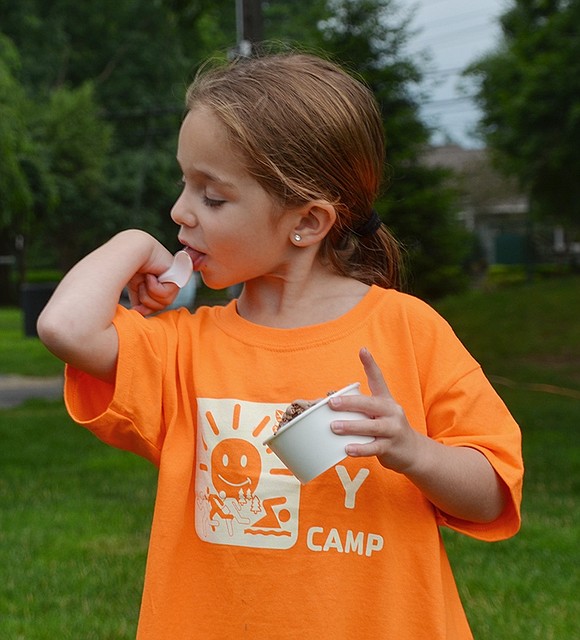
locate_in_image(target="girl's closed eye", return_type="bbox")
[203,194,227,208]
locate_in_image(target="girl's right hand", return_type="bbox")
[126,272,180,316]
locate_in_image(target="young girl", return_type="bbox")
[38,53,523,639]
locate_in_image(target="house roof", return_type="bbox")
[421,144,486,172]
[421,144,527,212]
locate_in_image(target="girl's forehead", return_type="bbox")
[179,106,228,145]
[177,108,246,177]
[176,107,281,209]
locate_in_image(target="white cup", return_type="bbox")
[263,383,374,484]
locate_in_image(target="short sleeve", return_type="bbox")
[403,297,523,541]
[427,367,523,541]
[64,305,171,466]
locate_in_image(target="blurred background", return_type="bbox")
[1,2,578,638]
[1,0,579,315]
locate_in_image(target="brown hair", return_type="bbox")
[185,52,402,289]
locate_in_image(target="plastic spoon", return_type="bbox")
[158,250,194,288]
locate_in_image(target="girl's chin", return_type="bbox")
[198,272,236,292]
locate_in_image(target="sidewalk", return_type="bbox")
[0,375,64,409]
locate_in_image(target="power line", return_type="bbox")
[415,8,496,33]
[418,21,498,48]
[423,66,465,78]
[423,95,477,107]
[414,0,470,8]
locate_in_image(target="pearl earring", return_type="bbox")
[294,233,302,242]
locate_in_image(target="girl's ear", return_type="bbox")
[290,201,337,246]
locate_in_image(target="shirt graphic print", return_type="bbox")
[195,397,301,549]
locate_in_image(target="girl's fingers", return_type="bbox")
[134,277,178,313]
[359,347,394,400]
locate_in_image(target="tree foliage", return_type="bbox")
[0,32,114,271]
[0,0,470,298]
[30,83,113,270]
[466,0,580,224]
[0,0,200,268]
[0,35,36,231]
[312,0,470,296]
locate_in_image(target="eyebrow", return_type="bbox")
[176,159,237,190]
[199,170,236,189]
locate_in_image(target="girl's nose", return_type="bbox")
[171,193,197,228]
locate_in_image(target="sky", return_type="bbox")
[400,0,508,147]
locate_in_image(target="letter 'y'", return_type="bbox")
[335,466,370,509]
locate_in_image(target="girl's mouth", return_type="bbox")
[181,245,206,271]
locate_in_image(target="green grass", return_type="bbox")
[437,277,580,638]
[0,400,155,639]
[435,276,580,387]
[0,308,63,377]
[443,387,579,639]
[1,278,579,638]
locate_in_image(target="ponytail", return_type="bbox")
[320,220,404,291]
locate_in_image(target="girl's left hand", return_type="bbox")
[329,347,422,474]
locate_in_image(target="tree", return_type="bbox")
[0,0,231,271]
[0,32,114,277]
[29,83,114,270]
[1,0,470,297]
[0,34,60,300]
[0,35,34,231]
[310,0,471,297]
[466,0,580,225]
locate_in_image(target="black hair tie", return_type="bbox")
[353,209,382,237]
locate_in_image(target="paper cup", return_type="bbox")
[263,383,374,484]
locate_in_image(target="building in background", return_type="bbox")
[422,145,578,268]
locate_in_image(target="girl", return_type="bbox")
[38,52,523,639]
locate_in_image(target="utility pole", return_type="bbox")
[234,0,263,57]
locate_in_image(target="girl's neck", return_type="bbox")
[236,271,370,329]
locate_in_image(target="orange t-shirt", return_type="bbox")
[65,286,523,639]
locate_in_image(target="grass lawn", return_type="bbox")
[0,400,155,640]
[443,386,579,639]
[436,277,580,638]
[0,308,63,377]
[1,277,579,638]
